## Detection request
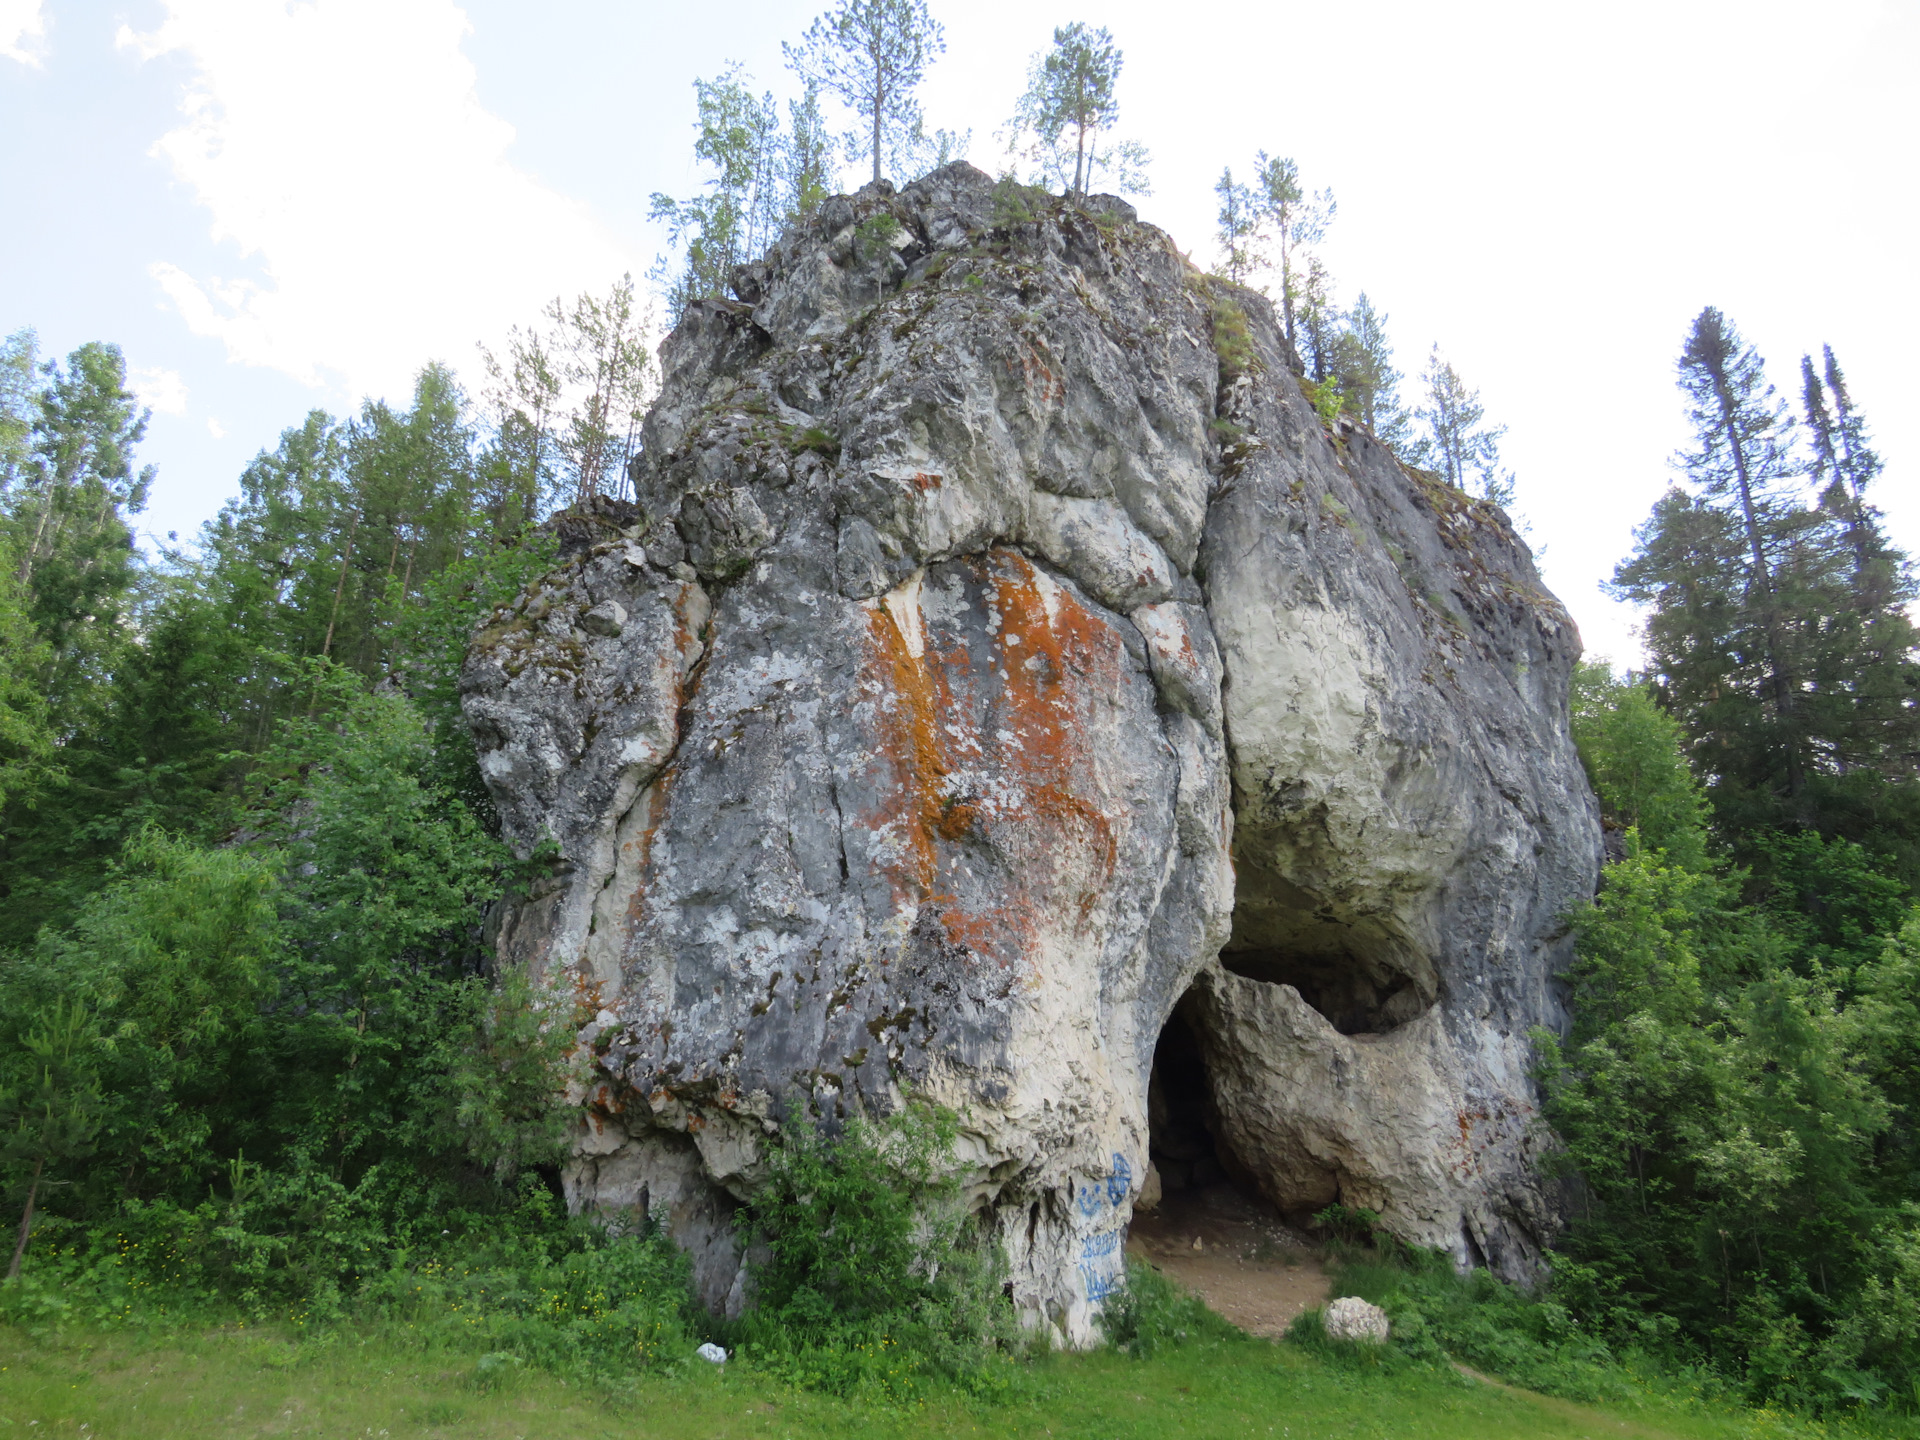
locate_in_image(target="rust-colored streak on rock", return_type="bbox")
[982,550,1120,903]
[862,593,950,899]
[858,550,1126,960]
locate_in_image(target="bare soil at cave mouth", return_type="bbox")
[1125,1183,1331,1338]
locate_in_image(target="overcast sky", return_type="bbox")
[3,0,1915,666]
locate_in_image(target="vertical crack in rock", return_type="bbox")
[462,164,1600,1344]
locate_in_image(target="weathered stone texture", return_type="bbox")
[460,163,1599,1343]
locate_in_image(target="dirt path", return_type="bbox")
[1125,1183,1330,1338]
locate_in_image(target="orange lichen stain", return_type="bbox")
[863,591,952,895]
[983,552,1120,891]
[858,548,1127,966]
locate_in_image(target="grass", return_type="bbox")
[0,1318,1891,1440]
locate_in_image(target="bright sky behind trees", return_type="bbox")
[2,0,1914,663]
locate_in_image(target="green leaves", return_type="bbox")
[1002,24,1147,199]
[1570,662,1712,870]
[736,1102,1022,1397]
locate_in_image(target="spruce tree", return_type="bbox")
[784,0,946,188]
[1642,308,1806,793]
[1331,294,1410,454]
[1295,256,1339,383]
[1615,311,1920,864]
[784,85,836,223]
[1803,345,1888,593]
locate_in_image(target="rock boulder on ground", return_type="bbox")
[1322,1296,1392,1344]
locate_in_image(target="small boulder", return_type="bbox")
[582,600,628,638]
[1322,1296,1390,1344]
[696,1342,728,1364]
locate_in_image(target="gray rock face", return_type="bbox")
[460,163,1600,1343]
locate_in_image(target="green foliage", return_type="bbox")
[1203,288,1257,384]
[1098,1257,1236,1358]
[1306,1251,1637,1404]
[988,176,1045,229]
[784,0,947,187]
[733,1103,1023,1399]
[1312,1203,1385,1248]
[0,1000,104,1277]
[854,211,903,264]
[1002,23,1149,199]
[1571,662,1713,870]
[1305,373,1346,427]
[0,559,53,812]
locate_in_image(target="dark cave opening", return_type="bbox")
[1217,946,1430,1035]
[1145,1001,1256,1203]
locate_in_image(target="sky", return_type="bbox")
[3,0,1916,667]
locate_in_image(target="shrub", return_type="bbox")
[731,1102,1024,1399]
[1099,1258,1237,1358]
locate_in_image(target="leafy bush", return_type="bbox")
[730,1102,1025,1399]
[1099,1257,1237,1359]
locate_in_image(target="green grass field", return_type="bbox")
[0,1322,1885,1440]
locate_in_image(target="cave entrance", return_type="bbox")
[1221,864,1438,1037]
[1217,947,1429,1035]
[1144,998,1260,1211]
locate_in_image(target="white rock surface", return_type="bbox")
[1323,1296,1391,1344]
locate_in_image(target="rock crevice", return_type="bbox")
[461,164,1600,1342]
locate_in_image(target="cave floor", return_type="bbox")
[1125,1182,1330,1338]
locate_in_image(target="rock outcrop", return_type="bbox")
[460,163,1600,1345]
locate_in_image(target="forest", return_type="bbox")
[2,0,1919,1428]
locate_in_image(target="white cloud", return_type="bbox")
[124,0,633,401]
[206,418,225,439]
[129,365,190,417]
[0,0,45,65]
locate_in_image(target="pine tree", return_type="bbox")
[1250,153,1334,348]
[784,0,946,188]
[1409,346,1513,506]
[1670,308,1805,790]
[1212,168,1258,284]
[1002,23,1148,199]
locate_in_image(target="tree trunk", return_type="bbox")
[319,510,360,662]
[8,1155,44,1280]
[1710,371,1802,794]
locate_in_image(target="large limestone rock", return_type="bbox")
[460,163,1600,1344]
